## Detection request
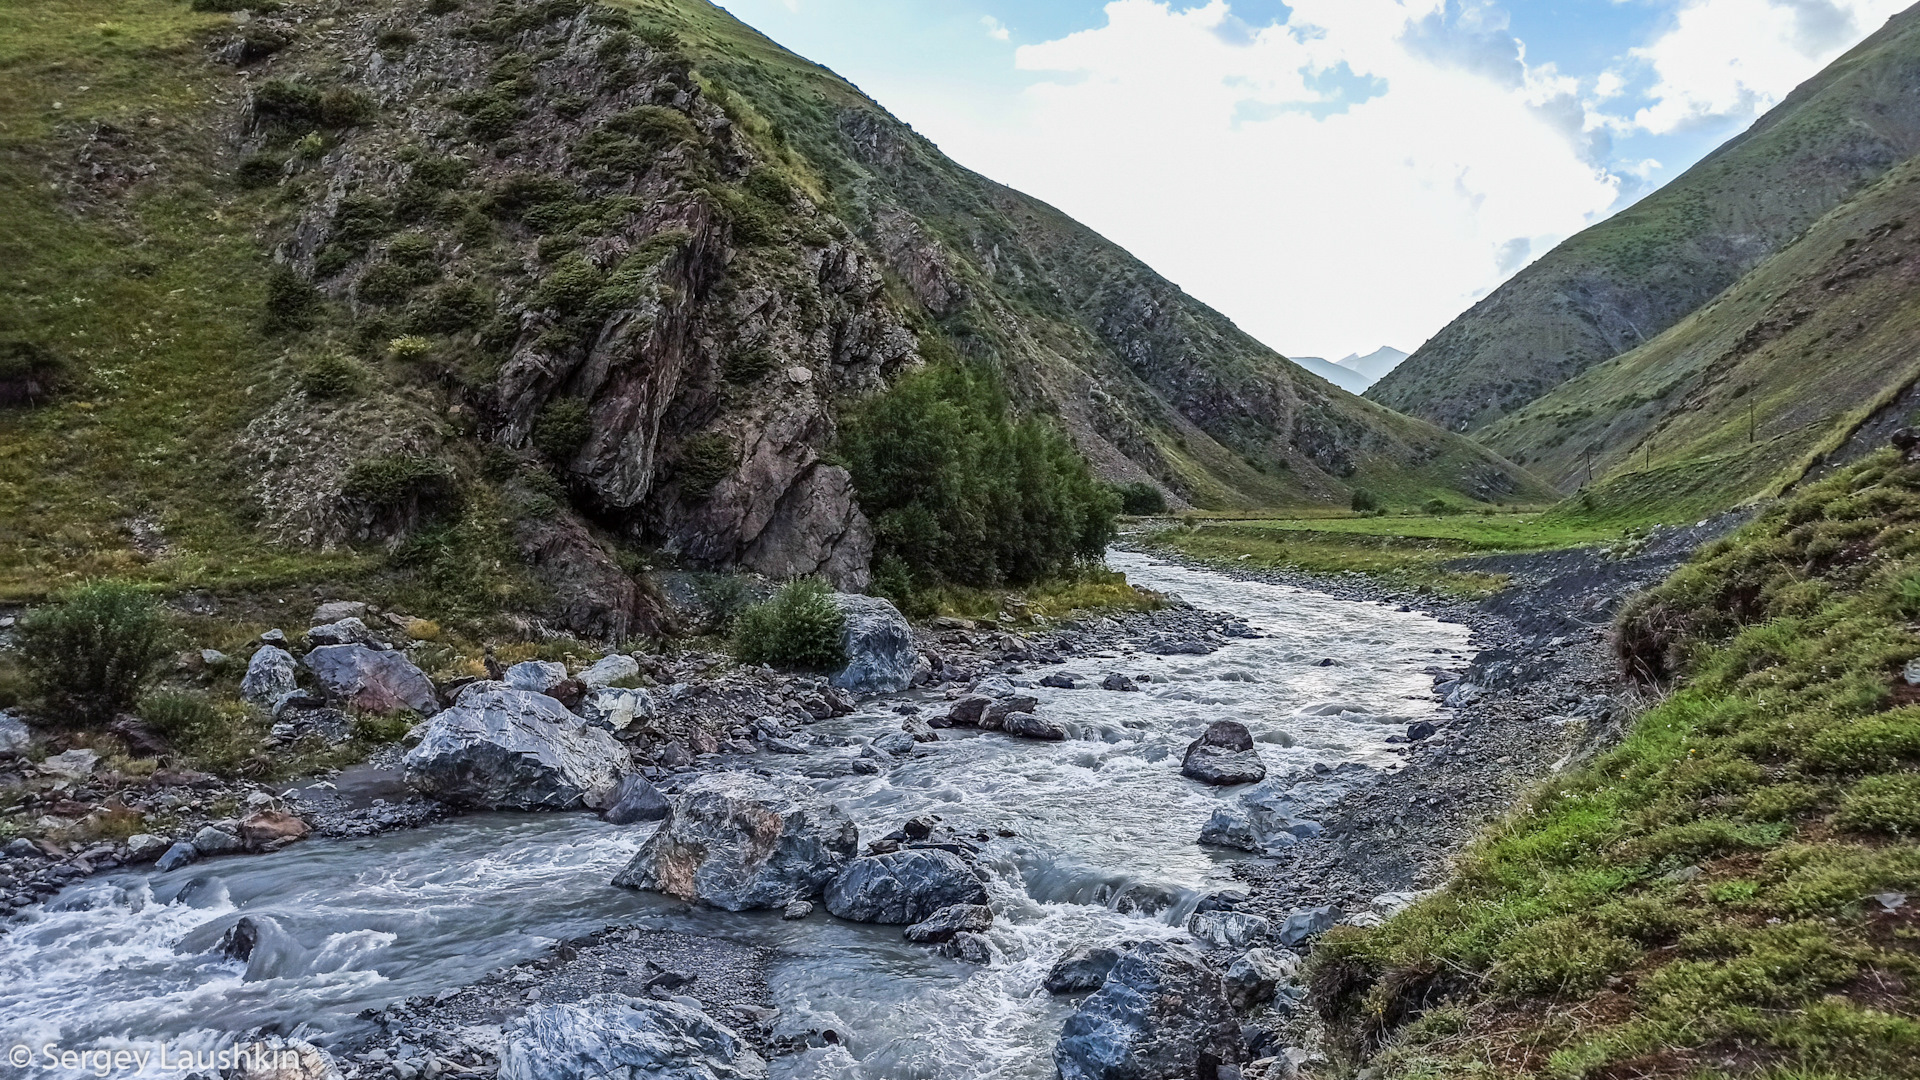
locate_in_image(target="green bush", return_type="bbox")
[732,579,846,670]
[251,79,320,127]
[235,153,284,189]
[342,455,461,520]
[691,572,750,630]
[262,265,318,333]
[676,432,734,499]
[1113,481,1168,516]
[532,398,592,463]
[299,353,364,399]
[839,362,1118,589]
[17,582,177,727]
[1350,487,1380,513]
[1834,773,1920,835]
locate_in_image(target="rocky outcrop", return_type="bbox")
[739,464,872,591]
[501,995,767,1080]
[1180,721,1266,786]
[612,773,857,911]
[823,849,989,924]
[404,688,629,810]
[827,594,917,696]
[304,644,439,716]
[1053,941,1241,1080]
[240,645,299,707]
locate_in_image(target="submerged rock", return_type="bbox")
[1053,941,1240,1080]
[501,994,767,1080]
[823,848,988,924]
[304,644,439,716]
[827,594,918,696]
[612,773,857,911]
[405,688,629,810]
[1180,721,1266,786]
[903,903,993,943]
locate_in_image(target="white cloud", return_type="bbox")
[1622,0,1907,134]
[982,15,1010,42]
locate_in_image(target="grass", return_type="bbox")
[907,566,1168,625]
[1311,448,1920,1079]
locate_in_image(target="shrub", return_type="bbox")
[17,582,177,727]
[1114,481,1168,516]
[262,265,318,333]
[530,255,603,314]
[375,28,417,56]
[251,79,320,127]
[676,432,734,499]
[235,153,284,188]
[731,579,846,670]
[691,572,750,631]
[1350,487,1380,513]
[532,398,593,463]
[300,353,364,399]
[1834,773,1920,835]
[356,258,439,306]
[319,88,376,128]
[1423,497,1453,516]
[408,281,490,333]
[342,455,461,522]
[386,335,433,361]
[0,340,71,406]
[839,362,1118,589]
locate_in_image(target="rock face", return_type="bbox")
[501,995,767,1080]
[304,644,440,716]
[1053,941,1241,1080]
[240,645,299,706]
[1181,721,1266,786]
[405,688,629,810]
[827,594,918,696]
[612,773,857,911]
[823,849,989,924]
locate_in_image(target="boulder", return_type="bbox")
[1223,948,1300,1011]
[155,841,198,872]
[307,617,378,647]
[578,654,641,689]
[579,687,658,732]
[823,848,989,924]
[405,688,630,811]
[902,715,938,743]
[1187,910,1270,950]
[1181,722,1266,786]
[946,695,992,726]
[311,600,368,624]
[872,731,917,756]
[983,696,1039,725]
[239,810,311,848]
[0,711,28,756]
[903,903,993,943]
[603,775,671,825]
[192,826,244,855]
[1277,905,1338,946]
[304,644,440,716]
[782,900,813,920]
[506,660,569,694]
[221,1036,344,1080]
[1406,720,1436,742]
[501,995,767,1080]
[612,773,857,911]
[827,594,918,696]
[971,675,1016,698]
[942,931,993,964]
[1040,673,1077,689]
[124,833,170,862]
[240,646,299,706]
[1101,674,1138,692]
[1053,941,1241,1080]
[1004,713,1068,741]
[1044,946,1124,994]
[39,748,98,779]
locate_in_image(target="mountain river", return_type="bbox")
[0,550,1472,1079]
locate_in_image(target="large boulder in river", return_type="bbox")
[827,594,917,696]
[405,688,629,810]
[1053,941,1241,1080]
[602,775,670,825]
[304,644,439,716]
[612,772,857,911]
[1180,721,1266,786]
[824,848,989,924]
[501,994,766,1080]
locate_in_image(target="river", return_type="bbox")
[0,550,1471,1079]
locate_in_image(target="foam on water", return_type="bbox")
[0,550,1468,1079]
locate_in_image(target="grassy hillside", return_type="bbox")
[1313,448,1920,1079]
[1368,4,1920,434]
[1481,150,1920,514]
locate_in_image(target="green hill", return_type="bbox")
[1367,4,1920,435]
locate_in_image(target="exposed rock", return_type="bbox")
[506,660,569,694]
[510,513,667,642]
[306,617,378,647]
[901,715,939,743]
[405,688,630,810]
[125,833,170,862]
[1276,905,1339,946]
[240,645,299,707]
[823,848,988,924]
[578,687,658,732]
[1101,674,1139,692]
[192,826,244,855]
[740,464,873,593]
[311,600,368,624]
[603,775,671,825]
[827,594,918,696]
[221,1036,343,1080]
[946,695,992,726]
[1040,674,1077,689]
[972,675,1016,698]
[1223,948,1300,1011]
[0,711,28,756]
[872,731,917,756]
[941,931,993,964]
[782,900,813,920]
[1187,910,1270,951]
[239,810,311,848]
[39,749,99,779]
[1045,946,1125,995]
[1053,941,1241,1080]
[1181,721,1267,786]
[1004,713,1069,741]
[579,654,641,688]
[155,841,198,872]
[983,696,1040,726]
[903,903,993,943]
[304,644,440,716]
[501,994,767,1080]
[612,772,857,911]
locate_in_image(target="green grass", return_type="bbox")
[1312,448,1920,1079]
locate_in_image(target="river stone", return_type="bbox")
[192,826,244,855]
[1181,722,1266,786]
[1224,948,1300,1011]
[124,833,170,862]
[824,848,989,924]
[1188,910,1270,950]
[578,653,641,688]
[240,645,299,707]
[239,810,311,848]
[0,711,27,756]
[1101,673,1138,692]
[506,660,569,694]
[827,594,918,696]
[579,687,658,732]
[603,775,670,825]
[1277,905,1339,946]
[984,695,1039,724]
[903,903,993,943]
[501,994,767,1080]
[942,931,993,964]
[405,688,630,811]
[155,841,198,872]
[873,731,917,756]
[972,675,1016,698]
[902,715,938,743]
[1004,712,1068,741]
[1045,946,1124,994]
[304,644,439,716]
[946,695,992,726]
[1053,941,1241,1080]
[307,617,378,647]
[221,1036,344,1080]
[612,772,857,911]
[1040,673,1077,689]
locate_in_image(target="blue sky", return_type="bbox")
[713,0,1910,360]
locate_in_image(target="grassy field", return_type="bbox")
[1313,448,1920,1079]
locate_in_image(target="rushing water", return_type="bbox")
[0,550,1470,1079]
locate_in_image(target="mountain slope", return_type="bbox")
[1367,4,1920,433]
[1283,355,1374,395]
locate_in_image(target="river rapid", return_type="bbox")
[0,551,1471,1080]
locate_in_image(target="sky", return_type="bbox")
[712,0,1913,361]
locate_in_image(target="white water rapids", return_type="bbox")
[0,551,1470,1079]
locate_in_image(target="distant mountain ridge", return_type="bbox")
[1335,346,1408,384]
[1282,355,1374,395]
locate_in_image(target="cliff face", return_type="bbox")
[1368,4,1920,434]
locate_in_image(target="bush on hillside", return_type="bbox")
[17,582,177,727]
[1113,481,1168,516]
[300,353,363,399]
[532,398,592,463]
[0,340,71,407]
[731,579,846,670]
[839,363,1119,590]
[262,265,318,333]
[1350,487,1380,513]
